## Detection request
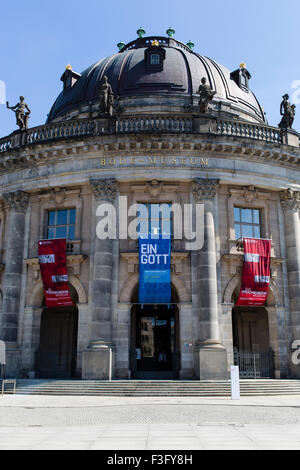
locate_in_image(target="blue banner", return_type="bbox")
[139,238,171,304]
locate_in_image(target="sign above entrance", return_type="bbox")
[236,238,271,307]
[38,239,73,308]
[139,238,171,304]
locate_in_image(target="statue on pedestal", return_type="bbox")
[6,96,31,130]
[198,77,216,114]
[99,76,114,116]
[279,94,296,130]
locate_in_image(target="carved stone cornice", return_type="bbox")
[222,253,283,278]
[25,254,87,279]
[280,189,300,211]
[90,178,118,202]
[192,178,219,201]
[2,190,29,212]
[121,252,189,274]
[0,136,300,174]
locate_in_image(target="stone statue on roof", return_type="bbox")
[198,77,216,114]
[6,96,31,130]
[279,94,296,130]
[99,76,114,116]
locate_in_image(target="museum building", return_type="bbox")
[0,29,300,381]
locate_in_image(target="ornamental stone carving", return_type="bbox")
[146,180,164,198]
[6,96,31,130]
[98,76,114,117]
[192,178,219,202]
[278,94,296,130]
[197,77,216,114]
[280,188,300,211]
[2,190,29,212]
[90,178,118,202]
[242,186,259,203]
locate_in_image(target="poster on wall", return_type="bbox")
[236,238,271,307]
[38,238,73,308]
[139,237,171,304]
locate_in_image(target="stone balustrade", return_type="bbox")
[116,115,194,133]
[0,115,298,154]
[216,119,282,144]
[0,137,12,153]
[26,118,95,145]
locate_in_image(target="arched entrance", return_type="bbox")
[37,285,79,378]
[231,288,274,378]
[232,307,271,353]
[130,286,180,379]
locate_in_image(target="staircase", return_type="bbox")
[2,379,300,397]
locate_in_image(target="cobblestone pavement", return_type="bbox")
[0,395,300,449]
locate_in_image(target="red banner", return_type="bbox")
[38,239,73,308]
[236,238,271,307]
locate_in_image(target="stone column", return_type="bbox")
[192,179,227,380]
[280,189,300,378]
[0,191,29,377]
[178,303,194,379]
[82,178,118,379]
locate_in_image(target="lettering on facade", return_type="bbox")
[99,156,209,168]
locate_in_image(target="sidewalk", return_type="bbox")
[0,395,300,449]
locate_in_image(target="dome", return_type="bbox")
[47,36,266,124]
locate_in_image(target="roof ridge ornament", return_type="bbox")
[137,27,146,38]
[186,40,194,51]
[166,27,175,38]
[117,42,125,51]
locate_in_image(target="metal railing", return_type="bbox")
[234,348,274,379]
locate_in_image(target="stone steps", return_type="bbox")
[1,379,300,396]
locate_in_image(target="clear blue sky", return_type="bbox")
[0,0,299,137]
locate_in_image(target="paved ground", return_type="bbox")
[1,395,300,449]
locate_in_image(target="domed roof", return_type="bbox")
[47,35,266,124]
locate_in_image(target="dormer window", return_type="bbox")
[144,44,166,72]
[60,65,81,92]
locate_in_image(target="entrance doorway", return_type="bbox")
[37,287,78,378]
[131,302,180,380]
[232,306,274,378]
[232,307,270,353]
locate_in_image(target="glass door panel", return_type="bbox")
[136,311,174,372]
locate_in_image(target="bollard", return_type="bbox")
[231,365,240,400]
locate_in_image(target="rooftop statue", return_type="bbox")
[279,94,296,130]
[99,76,114,116]
[198,77,216,114]
[6,96,31,130]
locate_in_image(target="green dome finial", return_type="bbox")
[166,27,175,38]
[186,40,195,51]
[137,27,146,38]
[117,41,125,51]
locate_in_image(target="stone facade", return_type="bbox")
[0,34,300,380]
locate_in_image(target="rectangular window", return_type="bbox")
[46,209,76,240]
[234,207,261,240]
[150,54,160,65]
[137,203,173,238]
